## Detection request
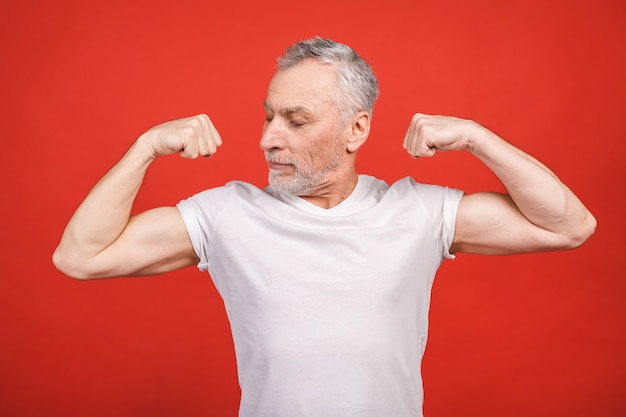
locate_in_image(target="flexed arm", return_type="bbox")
[53,114,222,279]
[403,114,596,255]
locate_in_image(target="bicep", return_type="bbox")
[450,192,565,255]
[88,207,199,278]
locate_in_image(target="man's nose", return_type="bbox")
[260,120,285,151]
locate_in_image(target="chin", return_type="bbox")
[269,176,314,196]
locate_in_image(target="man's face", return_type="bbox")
[260,59,351,196]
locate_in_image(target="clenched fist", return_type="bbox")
[403,113,485,158]
[138,114,223,161]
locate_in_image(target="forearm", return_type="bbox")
[468,124,596,244]
[54,114,221,278]
[53,138,155,275]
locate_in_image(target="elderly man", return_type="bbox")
[53,37,595,417]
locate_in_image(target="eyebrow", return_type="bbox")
[263,102,313,117]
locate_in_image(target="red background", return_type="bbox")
[1,0,624,416]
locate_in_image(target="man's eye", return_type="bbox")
[289,120,305,127]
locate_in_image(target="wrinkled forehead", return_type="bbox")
[265,59,339,109]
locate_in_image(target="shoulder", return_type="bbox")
[385,176,464,217]
[353,174,463,208]
[177,180,271,218]
[389,176,462,198]
[177,181,288,218]
[184,180,265,202]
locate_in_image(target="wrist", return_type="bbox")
[465,121,499,156]
[120,133,159,171]
[133,131,161,165]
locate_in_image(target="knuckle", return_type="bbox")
[180,125,196,138]
[417,123,432,136]
[188,117,202,130]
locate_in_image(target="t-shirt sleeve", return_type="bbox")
[176,186,234,272]
[440,186,464,259]
[177,197,208,271]
[406,178,464,260]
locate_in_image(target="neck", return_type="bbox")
[300,169,359,209]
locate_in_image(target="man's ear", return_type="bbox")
[346,111,370,153]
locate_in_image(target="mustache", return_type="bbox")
[265,151,295,166]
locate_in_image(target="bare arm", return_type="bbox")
[403,114,596,255]
[53,114,222,279]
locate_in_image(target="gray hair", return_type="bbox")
[277,37,379,123]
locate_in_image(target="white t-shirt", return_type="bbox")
[177,174,463,417]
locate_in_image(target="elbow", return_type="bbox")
[52,247,99,280]
[561,211,597,250]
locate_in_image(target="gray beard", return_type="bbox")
[268,169,323,196]
[266,156,343,196]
